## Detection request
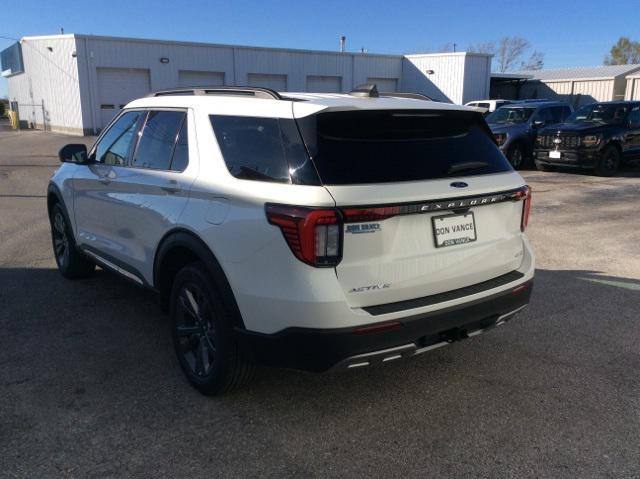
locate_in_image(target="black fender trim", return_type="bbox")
[153,229,246,329]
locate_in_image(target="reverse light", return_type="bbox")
[265,204,341,267]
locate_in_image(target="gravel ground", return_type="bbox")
[1,126,639,478]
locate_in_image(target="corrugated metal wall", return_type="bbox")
[462,54,492,103]
[402,53,468,103]
[6,36,84,134]
[75,36,403,132]
[624,76,640,100]
[519,79,615,106]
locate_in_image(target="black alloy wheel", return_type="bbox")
[52,209,70,269]
[174,281,218,378]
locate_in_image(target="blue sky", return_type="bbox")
[2,0,639,98]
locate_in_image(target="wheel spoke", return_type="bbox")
[200,337,210,374]
[54,215,65,235]
[193,341,204,375]
[54,238,65,255]
[179,294,199,320]
[175,325,200,336]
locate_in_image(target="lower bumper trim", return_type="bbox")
[236,279,533,372]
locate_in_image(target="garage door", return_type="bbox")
[247,73,287,92]
[178,70,225,87]
[367,77,398,92]
[97,68,150,130]
[306,75,342,93]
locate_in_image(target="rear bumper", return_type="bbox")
[534,148,599,168]
[236,279,533,372]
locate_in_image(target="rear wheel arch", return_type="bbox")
[153,229,245,328]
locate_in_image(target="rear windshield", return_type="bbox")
[296,109,512,185]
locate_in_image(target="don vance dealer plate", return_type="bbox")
[432,212,477,248]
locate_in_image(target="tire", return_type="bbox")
[507,143,526,170]
[535,161,555,172]
[594,145,620,177]
[49,203,95,279]
[170,262,254,395]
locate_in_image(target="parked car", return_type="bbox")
[465,99,513,115]
[48,85,535,395]
[534,101,640,176]
[486,101,573,169]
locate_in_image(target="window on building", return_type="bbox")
[133,111,186,170]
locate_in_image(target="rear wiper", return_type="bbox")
[447,161,489,175]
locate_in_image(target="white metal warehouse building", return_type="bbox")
[501,64,640,107]
[1,34,492,135]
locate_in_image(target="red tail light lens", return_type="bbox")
[265,204,341,267]
[341,206,401,223]
[514,185,532,231]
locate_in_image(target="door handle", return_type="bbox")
[99,177,111,185]
[161,181,182,194]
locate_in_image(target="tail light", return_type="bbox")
[514,185,532,231]
[265,205,341,267]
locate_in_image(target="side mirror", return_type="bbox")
[58,144,89,164]
[532,120,545,128]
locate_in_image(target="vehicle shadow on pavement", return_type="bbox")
[2,266,639,476]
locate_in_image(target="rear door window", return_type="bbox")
[133,110,186,170]
[296,109,512,185]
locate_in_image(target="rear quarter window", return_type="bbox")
[296,109,513,185]
[209,115,319,185]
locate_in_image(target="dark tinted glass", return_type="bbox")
[534,107,554,124]
[210,116,290,183]
[486,107,535,124]
[94,111,143,165]
[628,106,640,124]
[171,118,189,171]
[297,109,512,185]
[133,111,185,170]
[567,103,630,125]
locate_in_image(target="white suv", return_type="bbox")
[48,85,535,395]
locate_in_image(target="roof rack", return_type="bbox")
[349,84,379,98]
[147,86,282,100]
[380,92,432,101]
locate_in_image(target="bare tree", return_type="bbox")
[604,37,640,65]
[468,41,496,55]
[521,51,544,70]
[495,37,530,72]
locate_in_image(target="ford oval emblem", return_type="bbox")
[450,182,468,188]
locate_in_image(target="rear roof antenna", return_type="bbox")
[349,84,379,98]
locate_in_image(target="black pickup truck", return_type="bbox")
[534,101,640,176]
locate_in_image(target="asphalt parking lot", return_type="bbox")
[1,125,640,478]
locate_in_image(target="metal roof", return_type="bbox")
[514,64,640,82]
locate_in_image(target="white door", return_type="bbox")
[306,75,342,93]
[178,70,225,87]
[97,68,150,130]
[247,73,287,92]
[367,77,398,92]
